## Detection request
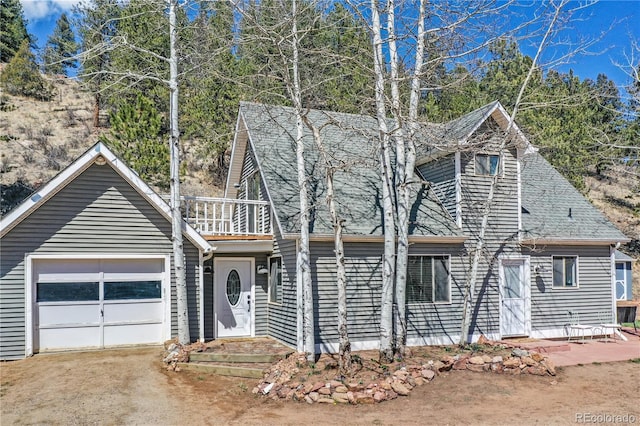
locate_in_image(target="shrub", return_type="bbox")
[0,40,53,101]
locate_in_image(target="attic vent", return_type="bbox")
[521,206,530,214]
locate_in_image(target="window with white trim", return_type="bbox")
[553,256,578,288]
[475,154,500,176]
[407,256,450,303]
[268,257,282,303]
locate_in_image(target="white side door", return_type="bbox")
[215,259,252,337]
[500,259,529,337]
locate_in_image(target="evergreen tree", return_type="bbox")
[0,0,31,62]
[100,93,170,188]
[43,13,78,75]
[0,39,52,100]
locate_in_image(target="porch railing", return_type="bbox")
[180,196,272,237]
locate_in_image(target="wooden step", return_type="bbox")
[178,362,265,379]
[189,352,289,363]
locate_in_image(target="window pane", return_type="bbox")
[504,265,521,298]
[104,281,161,300]
[565,257,576,286]
[489,155,500,175]
[37,282,99,302]
[407,257,433,303]
[553,258,564,287]
[269,258,282,303]
[434,257,449,302]
[475,155,489,175]
[226,270,241,305]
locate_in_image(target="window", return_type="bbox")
[475,154,500,176]
[247,173,260,233]
[553,256,578,288]
[268,257,282,304]
[37,282,99,302]
[407,256,450,303]
[104,281,161,300]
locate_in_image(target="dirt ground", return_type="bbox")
[1,347,638,425]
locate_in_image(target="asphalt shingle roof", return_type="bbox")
[521,152,628,242]
[239,102,463,238]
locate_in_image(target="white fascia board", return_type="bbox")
[282,233,467,244]
[1,142,212,254]
[209,239,274,253]
[521,238,631,246]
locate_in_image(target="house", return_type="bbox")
[0,101,630,359]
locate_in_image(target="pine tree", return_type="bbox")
[100,93,170,188]
[43,13,78,75]
[0,40,52,100]
[0,0,31,62]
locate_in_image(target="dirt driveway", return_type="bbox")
[1,347,639,425]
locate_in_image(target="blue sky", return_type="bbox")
[22,0,639,93]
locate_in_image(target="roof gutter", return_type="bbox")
[521,238,631,246]
[283,233,467,244]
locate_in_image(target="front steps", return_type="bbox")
[179,338,293,379]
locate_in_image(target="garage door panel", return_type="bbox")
[103,323,163,346]
[39,326,101,350]
[39,304,101,326]
[102,259,163,274]
[33,257,168,353]
[103,301,163,323]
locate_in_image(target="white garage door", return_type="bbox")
[33,258,168,352]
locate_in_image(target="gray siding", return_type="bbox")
[267,230,298,348]
[308,242,470,346]
[417,154,456,220]
[458,128,521,338]
[527,246,614,331]
[0,164,201,360]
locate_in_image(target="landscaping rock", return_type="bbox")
[541,359,557,376]
[531,352,545,362]
[522,356,537,366]
[468,356,485,365]
[503,358,520,368]
[492,356,503,364]
[421,369,436,381]
[373,391,386,403]
[467,363,485,373]
[333,392,349,403]
[512,348,529,358]
[391,382,410,396]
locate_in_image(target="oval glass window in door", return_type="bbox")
[226,270,241,306]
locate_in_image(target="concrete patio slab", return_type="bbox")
[544,331,640,367]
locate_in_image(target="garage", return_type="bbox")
[31,256,170,352]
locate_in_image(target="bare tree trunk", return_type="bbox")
[391,0,426,356]
[290,0,315,361]
[371,0,396,362]
[168,0,189,345]
[305,119,351,375]
[459,0,566,345]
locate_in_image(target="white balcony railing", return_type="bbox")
[181,196,272,237]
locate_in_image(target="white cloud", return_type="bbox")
[21,0,83,21]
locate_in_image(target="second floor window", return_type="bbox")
[475,154,500,176]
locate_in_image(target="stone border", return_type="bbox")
[254,348,556,404]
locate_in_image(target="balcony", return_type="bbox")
[181,196,272,239]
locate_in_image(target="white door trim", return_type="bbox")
[25,253,171,357]
[213,257,255,338]
[498,255,531,338]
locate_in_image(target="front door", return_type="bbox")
[215,259,252,337]
[500,259,529,337]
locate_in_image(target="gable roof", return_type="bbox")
[236,102,464,240]
[0,142,212,253]
[414,101,535,163]
[520,152,629,244]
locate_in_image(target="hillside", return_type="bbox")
[0,77,219,212]
[1,78,638,284]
